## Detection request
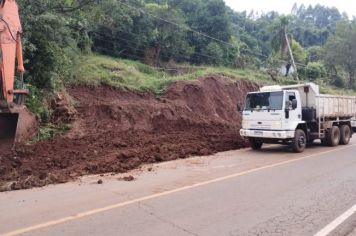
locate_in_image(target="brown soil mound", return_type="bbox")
[0,76,258,191]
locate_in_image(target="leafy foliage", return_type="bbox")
[324,21,356,87]
[304,62,326,81]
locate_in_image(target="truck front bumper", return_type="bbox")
[240,129,295,139]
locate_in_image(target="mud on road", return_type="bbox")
[0,76,258,191]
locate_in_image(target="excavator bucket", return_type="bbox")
[0,113,18,151]
[0,108,37,152]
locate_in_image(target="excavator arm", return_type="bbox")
[0,0,26,103]
[0,0,36,151]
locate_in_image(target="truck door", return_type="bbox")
[285,91,301,122]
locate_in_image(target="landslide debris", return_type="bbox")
[0,76,258,191]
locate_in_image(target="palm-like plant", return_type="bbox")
[269,16,299,81]
[270,16,291,59]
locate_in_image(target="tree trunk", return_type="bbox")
[155,44,161,67]
[284,29,299,83]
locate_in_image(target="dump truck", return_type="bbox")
[0,0,36,151]
[239,83,356,153]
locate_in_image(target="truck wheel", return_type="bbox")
[340,125,351,145]
[292,129,306,153]
[327,126,340,147]
[249,138,263,150]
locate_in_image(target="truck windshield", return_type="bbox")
[244,91,283,111]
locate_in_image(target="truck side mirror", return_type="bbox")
[292,99,298,110]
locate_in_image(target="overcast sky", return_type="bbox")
[224,0,355,18]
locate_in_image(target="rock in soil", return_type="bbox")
[119,176,135,182]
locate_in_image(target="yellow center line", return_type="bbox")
[3,144,356,236]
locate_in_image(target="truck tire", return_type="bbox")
[249,138,263,150]
[340,125,351,145]
[327,126,340,147]
[292,129,306,153]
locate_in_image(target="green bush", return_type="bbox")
[306,62,326,81]
[26,84,51,123]
[332,76,346,88]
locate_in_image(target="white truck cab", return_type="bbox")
[240,83,356,152]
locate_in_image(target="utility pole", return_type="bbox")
[284,28,300,83]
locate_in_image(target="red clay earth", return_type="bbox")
[0,76,259,191]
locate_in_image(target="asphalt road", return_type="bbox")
[1,139,356,236]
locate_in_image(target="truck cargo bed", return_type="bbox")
[316,95,356,118]
[279,83,356,119]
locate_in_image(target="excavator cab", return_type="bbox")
[0,0,36,151]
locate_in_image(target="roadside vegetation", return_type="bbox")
[70,54,273,92]
[71,54,356,95]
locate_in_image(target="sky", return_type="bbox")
[224,0,355,18]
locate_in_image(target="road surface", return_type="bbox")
[1,139,356,236]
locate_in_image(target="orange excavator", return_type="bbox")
[0,0,36,150]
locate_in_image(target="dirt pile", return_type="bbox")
[0,76,259,191]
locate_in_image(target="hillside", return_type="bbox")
[2,53,356,191]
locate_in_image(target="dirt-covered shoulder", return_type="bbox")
[0,76,258,191]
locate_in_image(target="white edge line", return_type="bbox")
[3,144,356,236]
[314,204,356,236]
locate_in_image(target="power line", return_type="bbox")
[92,29,228,61]
[117,1,309,69]
[94,30,309,77]
[117,1,236,49]
[94,45,209,72]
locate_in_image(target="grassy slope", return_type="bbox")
[71,54,356,96]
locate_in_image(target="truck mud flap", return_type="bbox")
[0,113,19,151]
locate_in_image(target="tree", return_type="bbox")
[290,39,306,63]
[290,4,342,47]
[140,3,192,64]
[204,42,225,65]
[305,62,326,81]
[270,16,291,57]
[19,0,97,89]
[172,0,232,64]
[270,16,301,79]
[324,21,356,87]
[307,46,323,62]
